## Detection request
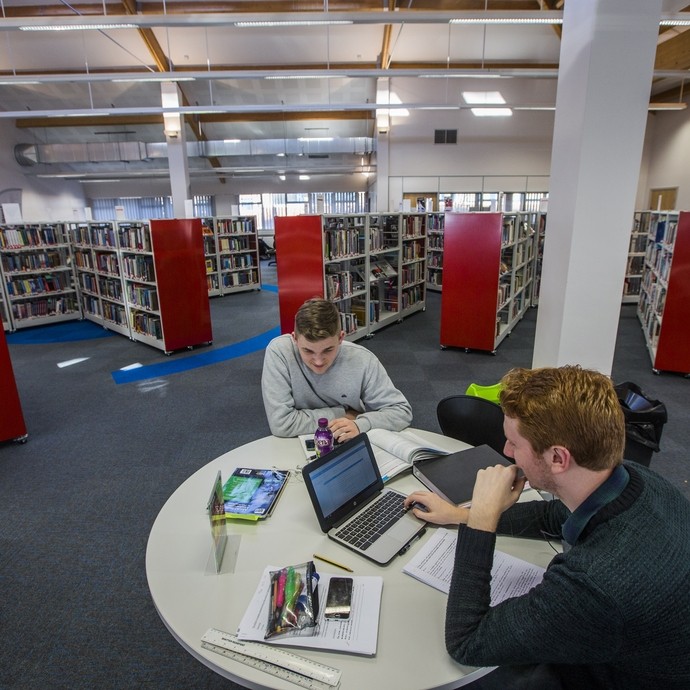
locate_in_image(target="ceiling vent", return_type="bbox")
[434,129,457,144]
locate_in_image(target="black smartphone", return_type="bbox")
[324,577,353,619]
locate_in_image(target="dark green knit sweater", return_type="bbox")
[445,463,690,689]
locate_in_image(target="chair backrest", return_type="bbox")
[465,382,502,405]
[436,394,510,460]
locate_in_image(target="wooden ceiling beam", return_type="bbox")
[16,115,166,128]
[199,111,374,124]
[378,0,396,71]
[655,28,690,70]
[119,0,228,175]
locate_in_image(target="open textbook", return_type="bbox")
[366,428,454,482]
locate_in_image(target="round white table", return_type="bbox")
[146,430,557,690]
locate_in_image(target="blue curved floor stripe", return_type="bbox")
[111,326,280,384]
[7,320,114,344]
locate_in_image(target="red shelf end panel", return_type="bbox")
[655,211,690,373]
[151,219,213,351]
[0,328,27,441]
[440,213,503,351]
[275,216,326,334]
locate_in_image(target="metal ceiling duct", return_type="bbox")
[14,137,375,166]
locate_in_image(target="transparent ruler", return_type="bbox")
[201,628,341,690]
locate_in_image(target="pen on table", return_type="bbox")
[313,553,354,573]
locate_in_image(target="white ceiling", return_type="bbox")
[0,1,688,183]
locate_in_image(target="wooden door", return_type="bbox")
[648,187,677,210]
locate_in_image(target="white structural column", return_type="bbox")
[532,0,662,374]
[374,77,391,212]
[375,130,390,212]
[161,82,192,218]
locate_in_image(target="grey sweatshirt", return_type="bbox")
[261,334,413,437]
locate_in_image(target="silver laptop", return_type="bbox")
[302,433,426,566]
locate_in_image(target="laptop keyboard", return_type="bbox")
[335,491,406,551]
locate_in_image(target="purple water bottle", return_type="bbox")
[314,418,334,457]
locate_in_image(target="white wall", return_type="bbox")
[0,120,87,222]
[642,105,690,209]
[379,107,555,209]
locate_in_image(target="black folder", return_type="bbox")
[412,444,512,506]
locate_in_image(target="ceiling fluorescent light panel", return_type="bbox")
[20,23,137,31]
[462,91,506,105]
[234,20,352,27]
[471,107,512,117]
[449,17,562,25]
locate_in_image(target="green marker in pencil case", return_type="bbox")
[281,567,302,627]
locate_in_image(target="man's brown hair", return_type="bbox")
[499,365,625,471]
[294,298,340,341]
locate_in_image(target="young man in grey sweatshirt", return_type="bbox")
[261,298,412,439]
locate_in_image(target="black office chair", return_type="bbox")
[436,394,510,460]
[259,238,277,265]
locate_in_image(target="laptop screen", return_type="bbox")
[305,435,380,521]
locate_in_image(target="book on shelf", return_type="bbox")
[222,468,290,521]
[370,259,397,281]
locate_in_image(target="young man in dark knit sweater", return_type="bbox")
[405,365,690,689]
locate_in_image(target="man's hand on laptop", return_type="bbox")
[404,491,470,526]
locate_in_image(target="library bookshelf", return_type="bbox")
[120,219,212,353]
[274,213,427,340]
[67,218,212,353]
[0,222,81,331]
[440,212,537,353]
[637,210,690,374]
[214,216,261,296]
[0,325,27,442]
[530,213,547,306]
[623,211,650,304]
[425,212,444,292]
[0,270,9,330]
[199,216,260,297]
[202,218,221,297]
[69,221,130,338]
[2,219,212,353]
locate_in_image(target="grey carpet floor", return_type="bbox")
[1,263,687,689]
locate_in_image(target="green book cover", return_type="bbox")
[223,468,290,521]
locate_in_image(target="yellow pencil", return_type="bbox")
[313,553,354,573]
